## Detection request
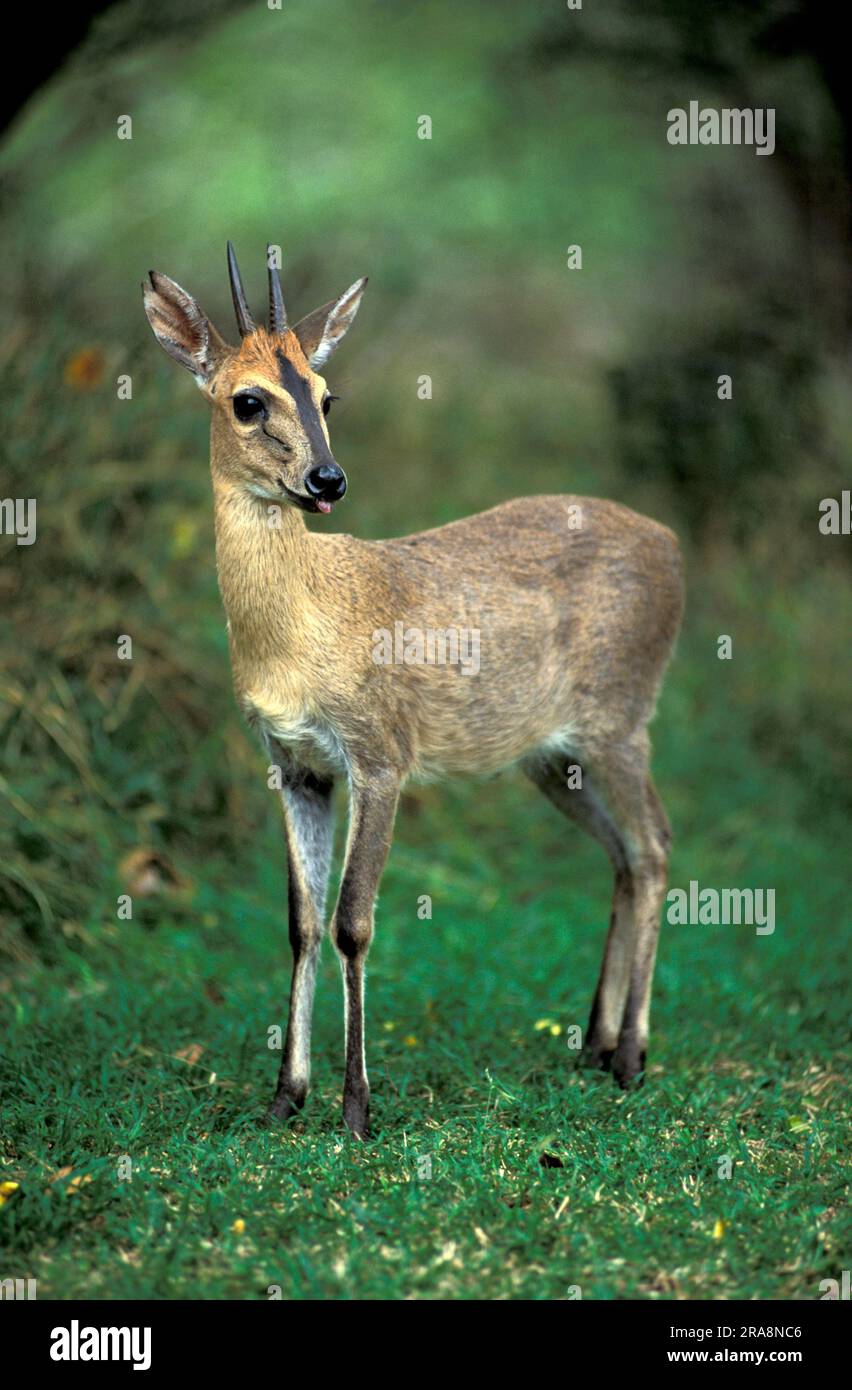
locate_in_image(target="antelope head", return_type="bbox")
[143,243,367,514]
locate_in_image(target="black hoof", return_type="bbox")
[266,1088,305,1125]
[612,1047,647,1090]
[578,1041,615,1073]
[343,1093,370,1140]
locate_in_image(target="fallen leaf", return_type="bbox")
[64,347,105,390]
[788,1115,811,1134]
[50,1168,93,1196]
[119,849,188,899]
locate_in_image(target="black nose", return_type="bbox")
[305,463,347,502]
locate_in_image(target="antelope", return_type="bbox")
[143,243,684,1139]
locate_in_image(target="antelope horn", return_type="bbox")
[267,245,288,333]
[227,240,255,337]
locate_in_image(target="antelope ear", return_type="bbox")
[293,277,367,370]
[142,271,230,387]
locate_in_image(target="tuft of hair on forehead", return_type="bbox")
[233,327,314,381]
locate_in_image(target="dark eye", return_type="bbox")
[233,393,266,422]
[322,394,339,417]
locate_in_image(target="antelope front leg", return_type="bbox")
[332,769,401,1139]
[269,768,335,1123]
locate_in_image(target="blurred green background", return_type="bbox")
[1,0,849,952]
[0,0,849,1299]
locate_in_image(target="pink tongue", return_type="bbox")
[316,500,333,514]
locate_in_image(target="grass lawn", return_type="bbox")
[1,662,848,1300]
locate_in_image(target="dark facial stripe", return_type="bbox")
[274,348,334,465]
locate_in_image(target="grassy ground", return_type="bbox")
[1,650,848,1299]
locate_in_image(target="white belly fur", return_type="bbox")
[243,699,349,780]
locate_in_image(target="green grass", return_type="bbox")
[1,697,848,1300]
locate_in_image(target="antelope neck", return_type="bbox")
[211,467,317,667]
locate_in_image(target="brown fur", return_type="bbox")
[144,253,685,1137]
